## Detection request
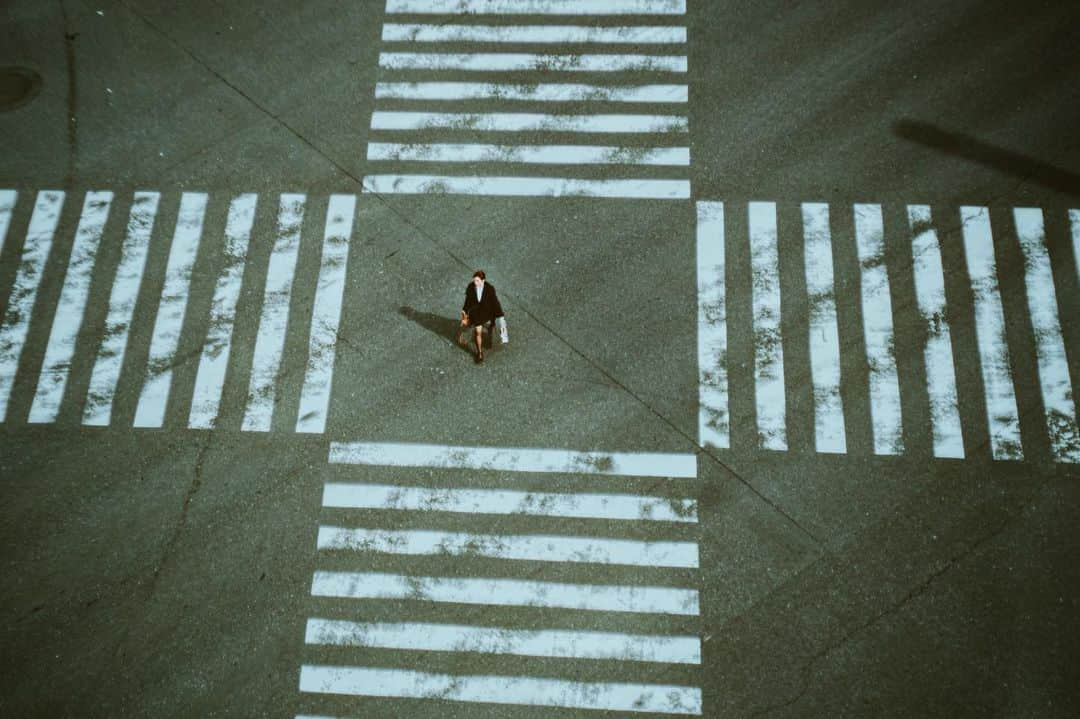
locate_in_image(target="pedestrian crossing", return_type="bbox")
[696,200,1080,463]
[363,0,691,200]
[0,189,353,433]
[297,440,703,716]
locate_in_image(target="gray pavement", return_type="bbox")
[1,0,1079,717]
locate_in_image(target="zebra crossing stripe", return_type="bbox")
[908,205,963,458]
[323,482,698,522]
[696,201,728,449]
[83,193,160,427]
[1071,210,1080,283]
[368,142,690,166]
[374,82,688,103]
[854,204,904,455]
[243,194,306,432]
[802,202,846,454]
[305,618,701,664]
[133,193,208,428]
[188,194,258,429]
[299,665,701,714]
[370,111,687,134]
[0,190,15,257]
[382,23,687,44]
[384,0,688,16]
[311,570,699,614]
[28,192,113,423]
[296,194,355,434]
[749,201,787,450]
[1013,208,1080,463]
[378,52,687,73]
[317,526,699,567]
[961,206,1023,460]
[0,190,65,422]
[364,174,690,199]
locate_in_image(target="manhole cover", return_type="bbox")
[0,67,43,111]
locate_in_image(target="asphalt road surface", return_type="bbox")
[1,1,1078,717]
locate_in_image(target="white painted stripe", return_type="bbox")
[802,203,846,453]
[1013,208,1079,463]
[0,191,64,421]
[375,81,687,103]
[696,201,728,449]
[299,665,700,715]
[306,618,701,664]
[242,194,306,432]
[385,0,687,16]
[188,194,257,429]
[28,192,113,423]
[379,52,687,73]
[296,195,355,434]
[961,206,1023,460]
[382,24,687,44]
[0,190,15,256]
[1072,210,1080,284]
[83,193,160,426]
[370,111,687,134]
[854,204,904,455]
[322,482,697,522]
[317,526,699,568]
[908,205,963,458]
[748,201,787,450]
[311,570,699,615]
[363,175,690,199]
[368,142,690,166]
[329,441,697,478]
[133,193,207,428]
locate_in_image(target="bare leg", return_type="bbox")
[473,326,484,362]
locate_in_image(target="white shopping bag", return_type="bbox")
[496,316,509,344]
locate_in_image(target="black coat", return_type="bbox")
[462,281,504,327]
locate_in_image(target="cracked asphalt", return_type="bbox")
[2,0,1079,717]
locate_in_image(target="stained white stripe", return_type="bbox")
[329,441,697,478]
[802,203,846,453]
[382,24,687,44]
[748,201,786,450]
[306,618,701,664]
[371,111,687,134]
[385,0,687,16]
[317,526,698,568]
[1013,208,1079,463]
[133,193,207,428]
[375,81,687,103]
[188,194,257,429]
[242,194,306,432]
[379,52,686,73]
[696,201,728,449]
[311,570,699,615]
[0,191,64,421]
[27,192,113,423]
[296,195,355,434]
[854,204,904,455]
[299,665,700,714]
[908,205,963,458]
[1071,210,1080,284]
[323,482,697,522]
[368,142,689,166]
[961,206,1022,460]
[364,175,690,199]
[0,190,15,256]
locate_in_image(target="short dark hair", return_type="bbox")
[472,269,486,280]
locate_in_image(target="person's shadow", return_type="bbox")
[399,306,488,354]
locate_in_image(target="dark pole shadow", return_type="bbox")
[893,119,1080,197]
[398,306,472,354]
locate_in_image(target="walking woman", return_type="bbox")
[460,270,504,363]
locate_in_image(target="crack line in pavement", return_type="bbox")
[59,0,78,188]
[114,0,822,549]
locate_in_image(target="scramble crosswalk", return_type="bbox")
[0,189,353,433]
[697,200,1080,464]
[296,441,703,716]
[363,0,691,199]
